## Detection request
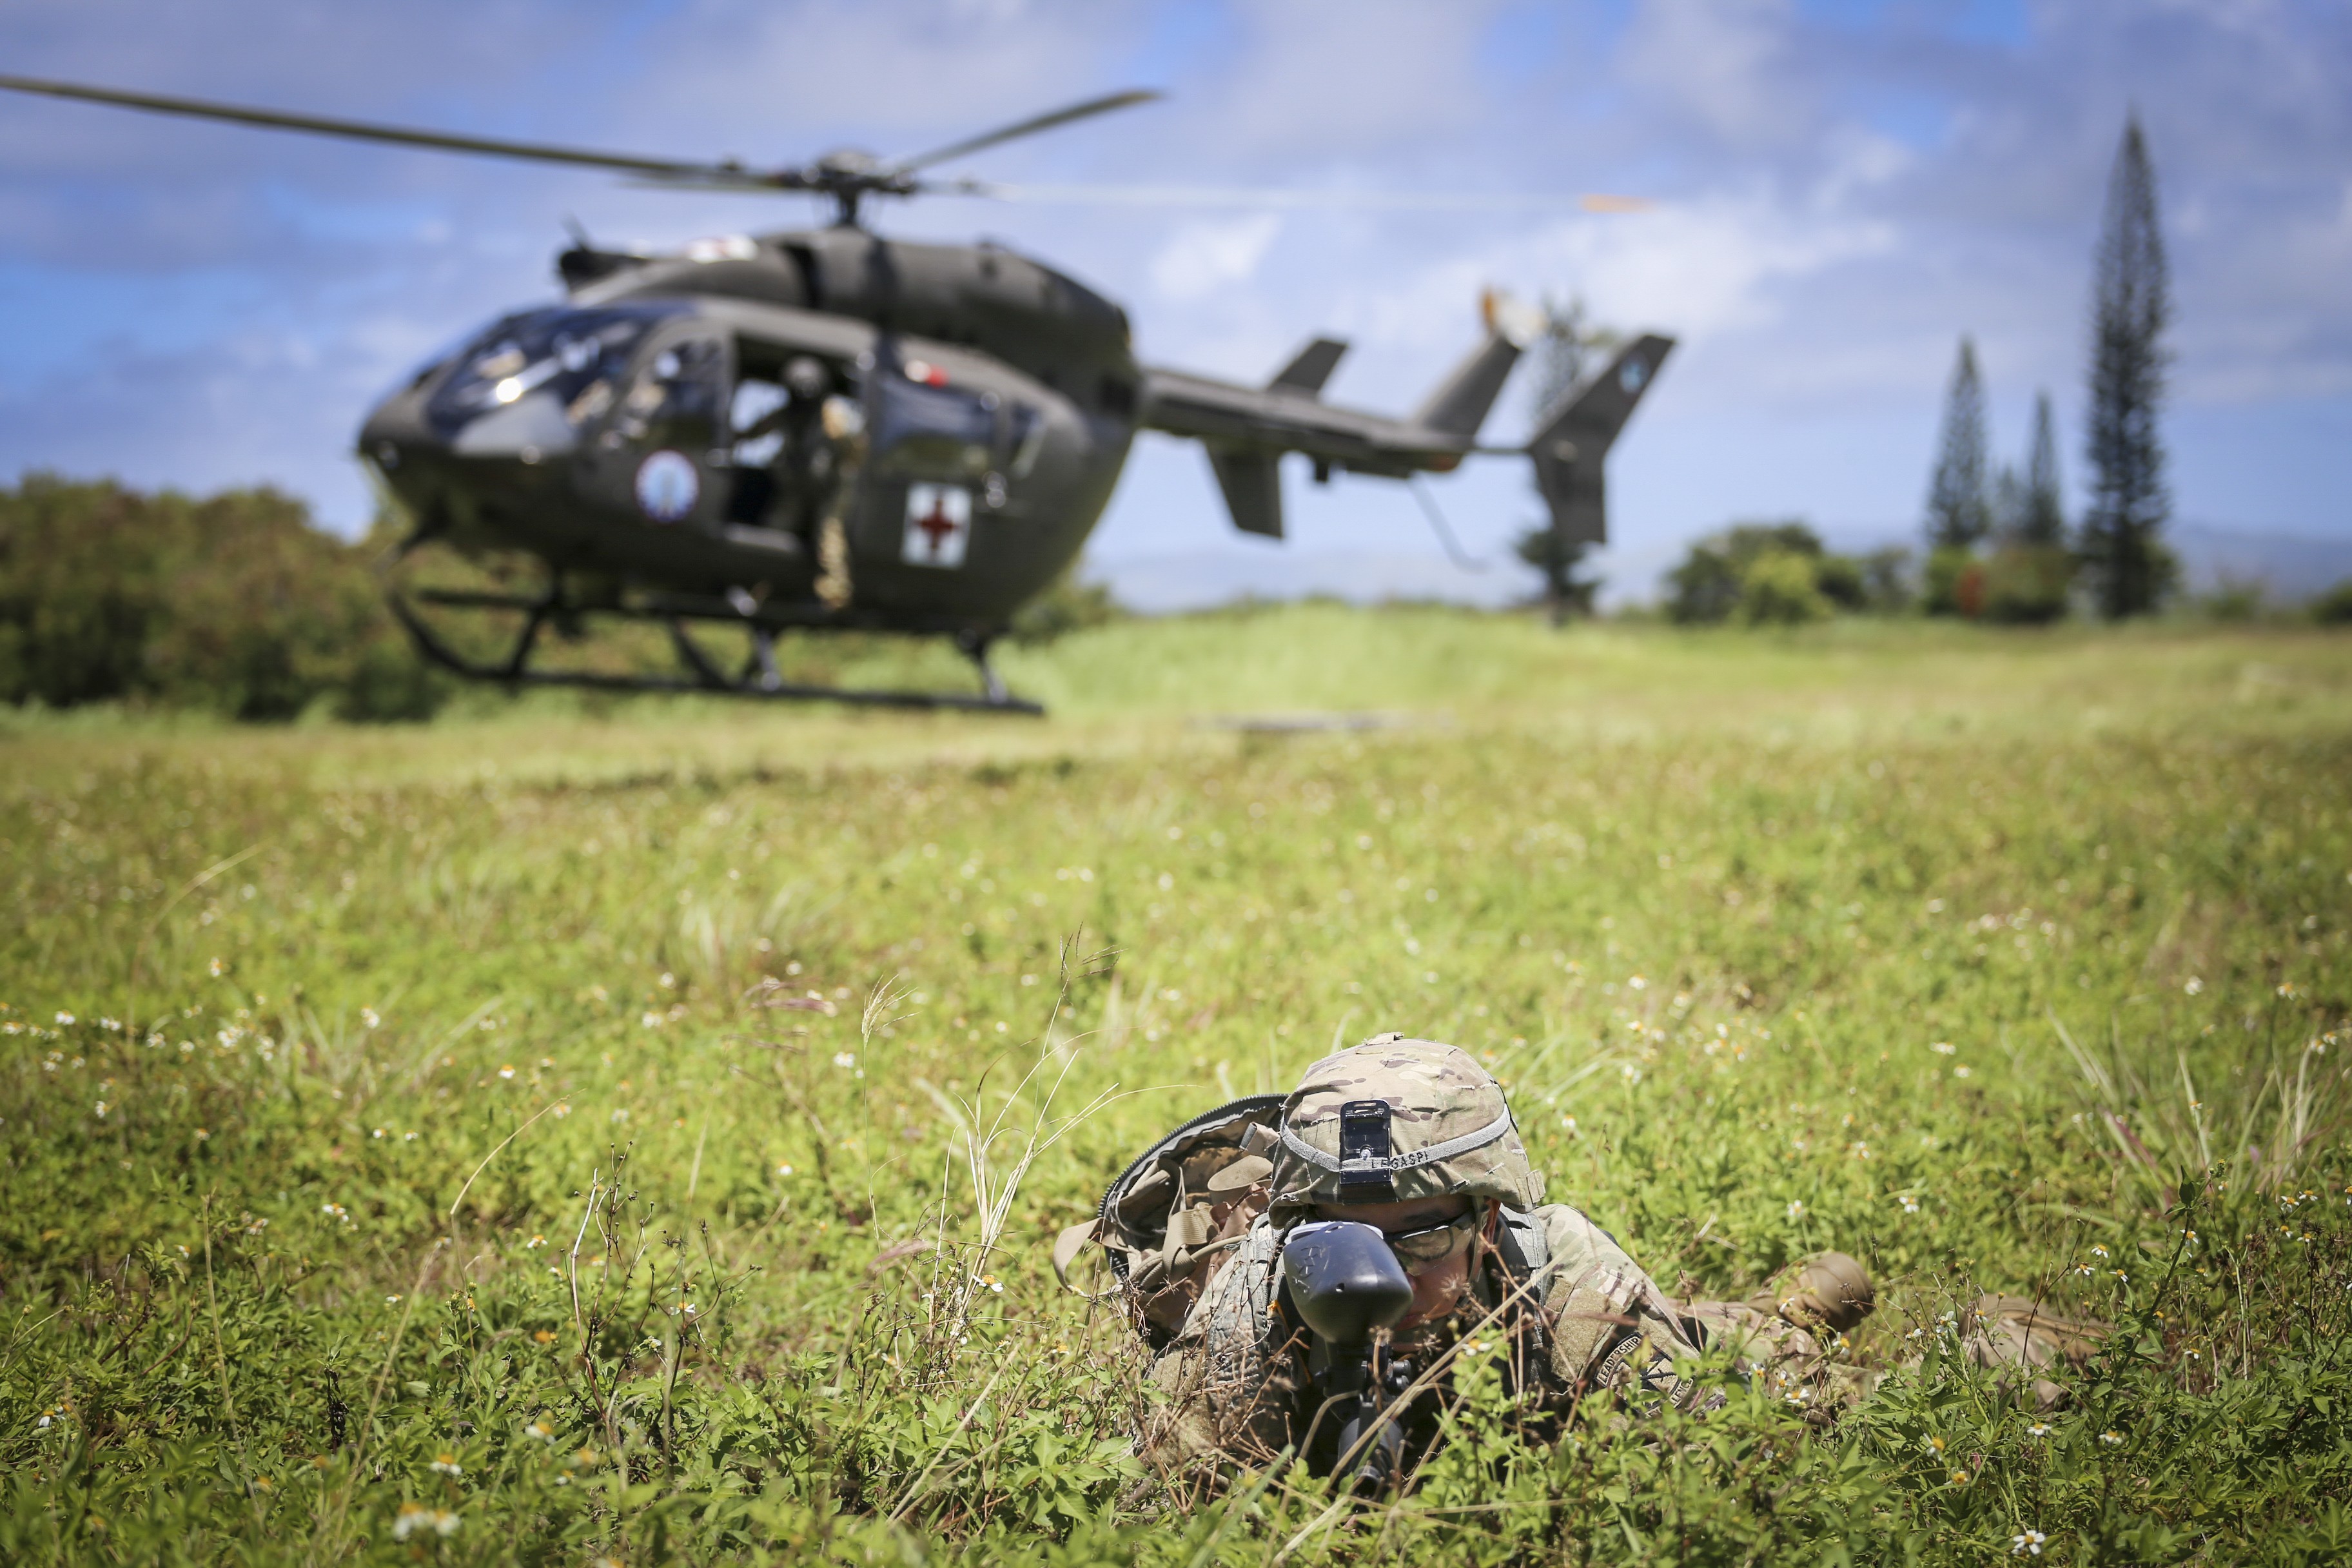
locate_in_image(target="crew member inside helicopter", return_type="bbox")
[729,353,837,544]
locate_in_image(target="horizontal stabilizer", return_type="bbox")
[1530,334,1674,545]
[1206,446,1283,538]
[1268,337,1347,397]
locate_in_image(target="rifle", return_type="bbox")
[1280,1220,1416,1489]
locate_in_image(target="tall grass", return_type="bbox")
[1,607,2347,1563]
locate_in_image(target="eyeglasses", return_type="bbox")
[1380,1211,1481,1276]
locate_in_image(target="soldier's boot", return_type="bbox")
[1959,1295,2109,1411]
[1748,1251,1877,1334]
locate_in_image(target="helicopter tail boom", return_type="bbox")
[1141,318,1672,545]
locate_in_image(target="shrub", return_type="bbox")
[1857,547,1917,614]
[1667,521,1863,625]
[1008,563,1122,646]
[1738,549,1832,625]
[1922,546,1985,618]
[2310,578,2352,626]
[1980,544,2076,624]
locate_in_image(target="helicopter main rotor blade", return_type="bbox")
[0,72,745,182]
[930,180,1654,212]
[887,88,1162,174]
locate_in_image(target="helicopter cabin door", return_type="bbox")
[857,355,1006,584]
[605,324,733,535]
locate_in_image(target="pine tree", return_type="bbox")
[1992,464,2027,542]
[2021,389,2066,546]
[2082,113,2173,617]
[1925,335,1990,551]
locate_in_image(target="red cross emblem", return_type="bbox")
[912,497,960,558]
[902,484,972,568]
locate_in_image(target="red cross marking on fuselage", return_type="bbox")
[914,500,960,558]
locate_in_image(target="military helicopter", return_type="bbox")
[0,74,1674,714]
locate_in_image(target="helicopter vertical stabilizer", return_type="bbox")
[1410,291,1544,439]
[1267,337,1348,397]
[1527,333,1674,545]
[1207,446,1284,538]
[1409,331,1523,439]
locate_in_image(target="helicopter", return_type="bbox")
[0,74,1674,714]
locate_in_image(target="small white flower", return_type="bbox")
[2026,1422,2052,1437]
[2099,1429,2123,1447]
[56,1012,75,1026]
[429,1453,462,1476]
[360,1008,380,1028]
[1786,1200,1806,1220]
[2013,1529,2046,1556]
[393,1505,460,1540]
[834,1052,857,1070]
[2184,977,2202,995]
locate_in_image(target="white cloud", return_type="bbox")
[1150,213,1282,300]
[1617,0,1808,150]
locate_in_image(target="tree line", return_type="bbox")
[1616,113,2320,628]
[0,475,449,720]
[1912,112,2174,623]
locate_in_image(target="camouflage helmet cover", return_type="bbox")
[1270,1034,1543,1210]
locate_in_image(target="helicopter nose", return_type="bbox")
[357,384,448,520]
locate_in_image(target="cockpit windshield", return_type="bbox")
[422,302,687,438]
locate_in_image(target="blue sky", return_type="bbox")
[3,0,2347,605]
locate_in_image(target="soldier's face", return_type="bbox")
[1314,1193,1476,1326]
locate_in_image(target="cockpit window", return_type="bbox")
[422,302,686,437]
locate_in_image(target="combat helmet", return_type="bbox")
[1270,1034,1543,1212]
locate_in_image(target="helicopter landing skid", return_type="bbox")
[385,589,1043,716]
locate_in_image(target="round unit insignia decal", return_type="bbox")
[1618,357,1649,395]
[634,450,700,522]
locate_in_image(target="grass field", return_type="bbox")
[4,607,2350,1565]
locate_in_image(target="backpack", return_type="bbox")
[1052,1094,1287,1351]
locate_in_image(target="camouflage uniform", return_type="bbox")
[1113,1035,2095,1479]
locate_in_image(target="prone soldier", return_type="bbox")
[1059,1035,2101,1489]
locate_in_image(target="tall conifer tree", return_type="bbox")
[1925,335,1990,551]
[2082,113,2172,616]
[2021,391,2066,546]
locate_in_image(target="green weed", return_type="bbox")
[2,607,2348,1563]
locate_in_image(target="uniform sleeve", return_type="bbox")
[1139,1217,1302,1473]
[1532,1204,1710,1404]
